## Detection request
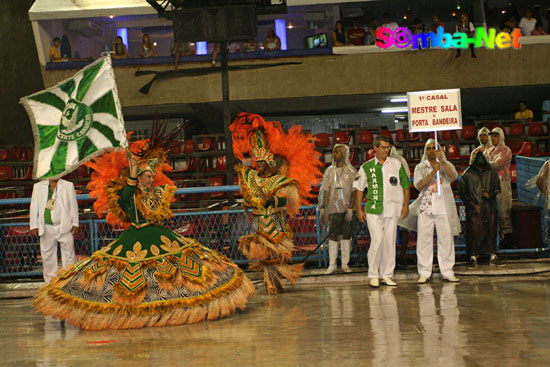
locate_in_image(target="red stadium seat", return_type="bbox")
[214,155,227,171]
[528,122,545,136]
[314,133,331,147]
[365,149,376,161]
[381,130,392,139]
[358,131,374,144]
[209,176,225,198]
[14,167,32,180]
[0,166,12,180]
[509,123,524,136]
[440,130,458,141]
[183,140,194,154]
[196,137,213,151]
[406,131,420,141]
[334,131,351,144]
[512,141,532,156]
[233,176,242,197]
[395,129,405,143]
[0,149,9,160]
[447,144,460,160]
[461,126,476,139]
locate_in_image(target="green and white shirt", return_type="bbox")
[353,157,410,217]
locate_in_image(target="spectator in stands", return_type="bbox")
[242,38,259,52]
[332,21,349,47]
[411,140,460,283]
[30,178,79,283]
[48,37,63,62]
[354,135,410,288]
[171,39,194,69]
[263,28,281,51]
[542,97,550,123]
[469,127,492,165]
[320,144,357,274]
[504,15,519,32]
[348,20,366,46]
[401,10,415,32]
[458,151,502,268]
[430,14,446,32]
[487,128,513,248]
[381,13,399,31]
[366,20,379,45]
[60,35,72,59]
[456,13,476,58]
[519,8,537,35]
[211,42,241,66]
[531,24,547,35]
[112,36,129,59]
[139,33,158,58]
[515,101,534,122]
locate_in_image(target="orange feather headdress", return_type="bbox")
[230,112,323,205]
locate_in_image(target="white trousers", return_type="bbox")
[40,224,76,283]
[417,213,455,278]
[366,214,398,279]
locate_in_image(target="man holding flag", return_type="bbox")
[21,55,128,279]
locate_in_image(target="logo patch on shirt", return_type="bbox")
[389,176,398,186]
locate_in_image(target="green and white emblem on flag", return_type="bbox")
[20,56,127,180]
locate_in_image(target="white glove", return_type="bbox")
[345,208,353,222]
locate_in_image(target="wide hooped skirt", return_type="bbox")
[34,224,255,330]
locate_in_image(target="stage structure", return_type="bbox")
[146,0,288,203]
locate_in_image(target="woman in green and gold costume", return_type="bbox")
[34,140,255,330]
[230,113,323,294]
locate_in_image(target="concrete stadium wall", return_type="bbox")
[40,44,550,108]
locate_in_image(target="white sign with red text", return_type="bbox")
[407,89,462,132]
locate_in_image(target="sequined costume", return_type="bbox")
[230,113,322,294]
[33,139,255,330]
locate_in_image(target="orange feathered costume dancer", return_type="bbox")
[230,112,323,294]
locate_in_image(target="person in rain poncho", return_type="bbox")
[469,127,492,165]
[458,151,504,267]
[487,127,513,244]
[320,144,357,274]
[399,139,460,283]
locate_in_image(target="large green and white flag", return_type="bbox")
[20,56,127,180]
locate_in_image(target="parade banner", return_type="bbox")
[407,89,462,132]
[20,56,127,180]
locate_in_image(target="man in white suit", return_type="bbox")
[30,178,79,283]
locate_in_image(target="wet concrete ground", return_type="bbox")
[1,276,549,367]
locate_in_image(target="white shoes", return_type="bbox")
[417,276,429,284]
[369,278,380,288]
[443,275,460,283]
[325,265,336,275]
[381,278,397,286]
[342,265,352,273]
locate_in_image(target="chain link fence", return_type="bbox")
[0,189,512,279]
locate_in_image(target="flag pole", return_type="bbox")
[435,131,441,196]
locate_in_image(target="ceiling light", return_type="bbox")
[390,98,408,103]
[381,108,409,114]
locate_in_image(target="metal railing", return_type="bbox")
[0,185,547,278]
